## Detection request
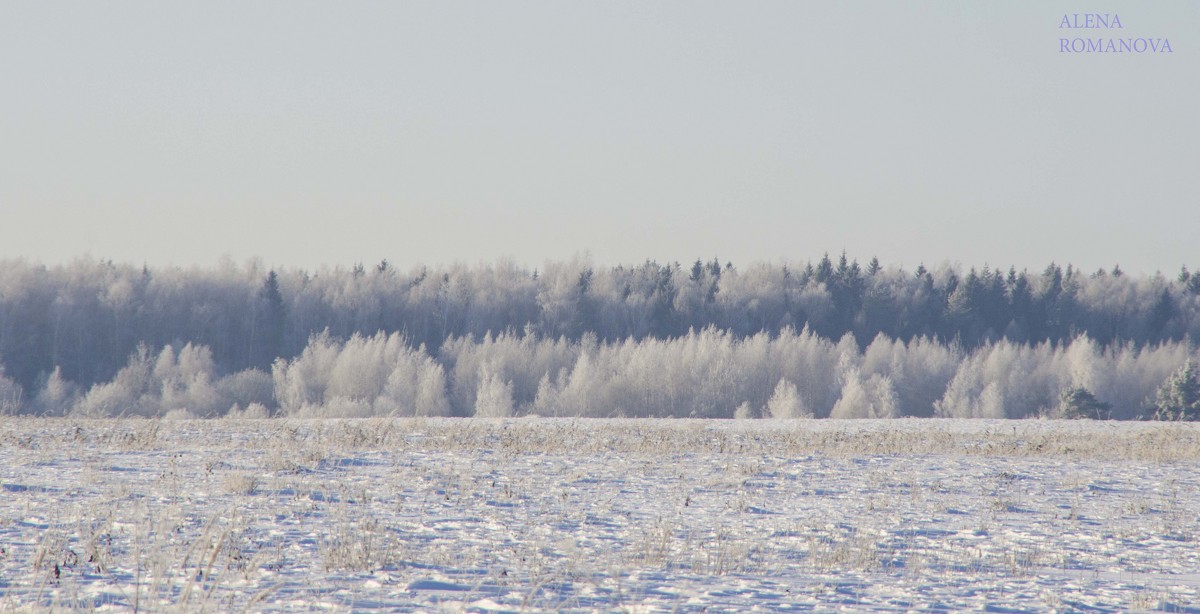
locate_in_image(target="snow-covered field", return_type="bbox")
[2,418,1199,612]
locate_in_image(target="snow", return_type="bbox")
[2,418,1199,611]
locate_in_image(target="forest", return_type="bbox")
[1,254,1198,419]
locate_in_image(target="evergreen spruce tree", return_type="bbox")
[1152,360,1200,421]
[815,254,834,285]
[866,256,881,277]
[1147,288,1175,340]
[250,271,286,369]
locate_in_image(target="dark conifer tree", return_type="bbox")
[1007,270,1034,342]
[250,271,286,369]
[866,256,881,277]
[1147,288,1175,340]
[815,254,834,285]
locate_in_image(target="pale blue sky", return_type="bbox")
[2,2,1196,274]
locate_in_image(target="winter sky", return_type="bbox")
[2,2,1197,274]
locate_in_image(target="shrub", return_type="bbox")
[1057,387,1111,420]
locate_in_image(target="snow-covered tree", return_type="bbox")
[0,364,22,415]
[830,370,900,419]
[733,401,757,419]
[1152,359,1200,421]
[766,379,811,419]
[31,366,77,416]
[74,345,158,417]
[271,331,451,417]
[474,367,515,417]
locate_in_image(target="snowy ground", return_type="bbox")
[2,418,1200,612]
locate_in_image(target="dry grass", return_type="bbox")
[5,416,1198,461]
[1,417,1198,611]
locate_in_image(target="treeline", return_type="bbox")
[0,255,1198,419]
[2,255,1199,392]
[2,327,1197,421]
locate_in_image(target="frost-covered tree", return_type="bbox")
[271,331,450,417]
[859,334,960,417]
[935,340,1059,419]
[1151,360,1200,421]
[0,364,23,415]
[70,343,272,417]
[474,367,515,417]
[733,400,757,419]
[1105,340,1193,420]
[1062,335,1102,394]
[766,379,811,419]
[830,370,900,419]
[6,255,1200,418]
[30,366,78,416]
[74,345,159,417]
[440,331,579,416]
[156,343,222,416]
[215,369,275,414]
